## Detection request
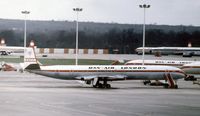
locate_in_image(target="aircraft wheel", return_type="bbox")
[174,85,178,89]
[163,84,169,88]
[93,85,97,88]
[143,80,151,85]
[98,83,103,88]
[106,84,111,88]
[102,84,106,88]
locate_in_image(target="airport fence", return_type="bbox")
[35,48,109,54]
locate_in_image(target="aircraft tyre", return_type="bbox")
[93,83,111,88]
[163,84,169,88]
[98,83,103,88]
[163,84,178,89]
[93,83,103,88]
[143,80,151,85]
[174,85,178,89]
[105,84,111,88]
[101,84,111,88]
[93,85,97,88]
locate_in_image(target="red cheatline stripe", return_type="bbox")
[126,63,183,66]
[181,66,200,69]
[41,70,185,74]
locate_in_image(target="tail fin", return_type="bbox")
[21,47,40,70]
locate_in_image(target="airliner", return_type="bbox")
[23,47,186,88]
[135,47,155,55]
[0,46,24,55]
[136,47,200,57]
[181,62,200,79]
[125,59,198,81]
[125,59,194,68]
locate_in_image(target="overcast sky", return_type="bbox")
[0,0,199,26]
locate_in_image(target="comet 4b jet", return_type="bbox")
[181,62,200,79]
[0,46,24,55]
[22,47,186,88]
[125,59,198,81]
[125,59,194,68]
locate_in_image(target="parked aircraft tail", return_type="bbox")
[20,47,40,70]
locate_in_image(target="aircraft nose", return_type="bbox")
[178,70,187,79]
[172,69,187,79]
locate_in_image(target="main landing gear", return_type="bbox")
[164,72,178,89]
[143,73,179,89]
[92,78,111,89]
[93,83,111,88]
[143,80,166,86]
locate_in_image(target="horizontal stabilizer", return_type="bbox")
[22,47,40,70]
[25,64,40,70]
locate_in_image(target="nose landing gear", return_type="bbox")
[92,78,111,89]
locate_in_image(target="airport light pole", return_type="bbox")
[73,7,82,65]
[22,10,30,64]
[139,4,150,65]
[21,10,30,48]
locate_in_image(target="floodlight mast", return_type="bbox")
[73,8,82,65]
[139,4,150,65]
[21,11,30,48]
[21,10,30,63]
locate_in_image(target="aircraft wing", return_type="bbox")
[75,75,127,81]
[75,75,127,87]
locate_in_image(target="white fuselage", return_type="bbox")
[28,65,185,80]
[125,60,194,68]
[0,46,24,53]
[181,62,200,78]
[136,47,200,56]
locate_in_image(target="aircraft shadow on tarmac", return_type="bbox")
[24,85,118,89]
[23,85,179,90]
